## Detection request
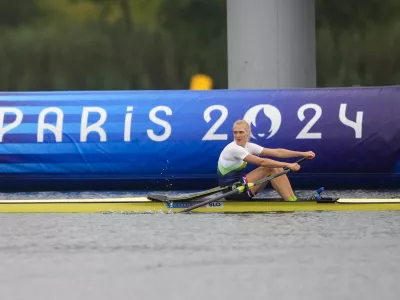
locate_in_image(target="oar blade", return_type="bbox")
[147,186,228,202]
[147,195,169,202]
[169,187,227,201]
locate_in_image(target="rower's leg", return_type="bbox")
[269,168,296,201]
[245,167,272,195]
[246,167,296,201]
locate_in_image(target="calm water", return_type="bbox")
[0,189,399,300]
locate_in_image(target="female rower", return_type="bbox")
[217,119,315,201]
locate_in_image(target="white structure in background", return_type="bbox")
[227,0,316,89]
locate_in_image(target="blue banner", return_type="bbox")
[0,86,399,190]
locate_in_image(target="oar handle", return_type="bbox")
[283,157,307,171]
[252,156,308,187]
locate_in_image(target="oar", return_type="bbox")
[148,185,229,202]
[179,157,307,213]
[149,157,307,202]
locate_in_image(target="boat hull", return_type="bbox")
[1,198,400,213]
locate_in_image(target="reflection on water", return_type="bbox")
[0,208,399,300]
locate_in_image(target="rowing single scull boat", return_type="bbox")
[0,196,399,213]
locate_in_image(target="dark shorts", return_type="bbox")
[222,175,255,200]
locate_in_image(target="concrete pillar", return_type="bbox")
[227,0,316,89]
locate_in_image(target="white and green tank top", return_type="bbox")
[217,141,263,186]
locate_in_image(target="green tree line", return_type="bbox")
[0,0,399,91]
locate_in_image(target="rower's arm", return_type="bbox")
[244,154,290,168]
[260,148,305,158]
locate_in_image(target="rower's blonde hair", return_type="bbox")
[233,119,251,141]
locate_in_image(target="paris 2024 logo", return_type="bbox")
[243,104,282,140]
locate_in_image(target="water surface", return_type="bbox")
[0,206,399,300]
